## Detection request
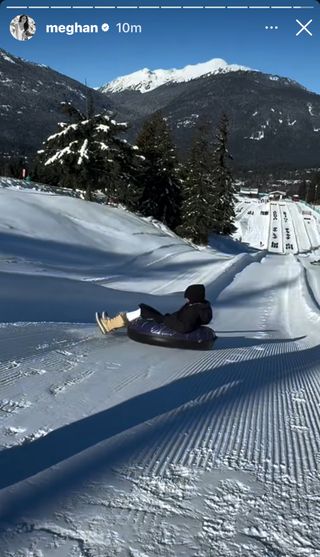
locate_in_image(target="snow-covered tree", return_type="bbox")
[211,114,236,235]
[136,112,181,230]
[177,123,216,245]
[35,104,143,206]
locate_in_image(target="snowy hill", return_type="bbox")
[0,178,248,322]
[1,180,320,556]
[101,58,251,94]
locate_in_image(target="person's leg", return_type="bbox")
[139,303,164,322]
[96,303,164,335]
[126,308,141,322]
[139,303,162,315]
[96,311,129,334]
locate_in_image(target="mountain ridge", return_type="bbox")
[0,47,112,159]
[1,49,320,169]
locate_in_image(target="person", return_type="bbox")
[96,284,212,335]
[11,15,34,41]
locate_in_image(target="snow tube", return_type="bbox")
[127,318,216,350]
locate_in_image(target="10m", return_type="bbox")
[116,22,143,33]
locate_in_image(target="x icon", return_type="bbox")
[296,19,313,36]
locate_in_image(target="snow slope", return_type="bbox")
[101,58,251,94]
[1,181,320,557]
[0,180,253,322]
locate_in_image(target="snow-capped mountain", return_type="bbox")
[104,66,320,169]
[2,47,320,169]
[101,58,251,94]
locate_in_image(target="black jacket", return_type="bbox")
[162,300,212,334]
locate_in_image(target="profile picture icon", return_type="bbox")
[10,14,36,41]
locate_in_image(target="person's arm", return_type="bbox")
[163,306,197,334]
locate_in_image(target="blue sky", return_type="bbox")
[0,0,319,92]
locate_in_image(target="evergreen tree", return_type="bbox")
[177,123,216,245]
[136,112,181,229]
[310,171,320,204]
[306,180,315,204]
[34,104,142,206]
[211,114,236,235]
[298,180,307,200]
[112,138,144,211]
[0,156,28,179]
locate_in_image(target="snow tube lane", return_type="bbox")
[268,203,283,254]
[127,318,216,350]
[279,203,298,254]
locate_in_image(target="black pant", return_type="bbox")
[139,303,164,324]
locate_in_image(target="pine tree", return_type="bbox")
[306,180,315,204]
[136,112,181,230]
[211,114,236,235]
[111,138,144,211]
[298,180,307,200]
[34,103,143,206]
[310,171,320,204]
[177,123,216,245]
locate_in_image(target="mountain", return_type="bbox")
[101,58,250,94]
[101,60,320,169]
[0,49,112,160]
[1,50,320,170]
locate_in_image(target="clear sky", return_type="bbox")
[0,0,319,92]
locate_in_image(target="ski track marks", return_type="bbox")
[0,324,107,448]
[26,335,319,557]
[103,338,320,556]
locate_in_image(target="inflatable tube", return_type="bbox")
[127,318,216,350]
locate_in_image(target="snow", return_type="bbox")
[77,138,89,165]
[44,142,76,166]
[307,102,315,116]
[0,51,16,64]
[249,130,264,141]
[96,124,110,133]
[46,124,78,142]
[177,113,200,128]
[101,58,251,94]
[1,181,320,556]
[234,197,320,253]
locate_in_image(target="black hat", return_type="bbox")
[184,284,205,303]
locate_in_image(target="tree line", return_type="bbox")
[298,173,320,205]
[8,102,237,245]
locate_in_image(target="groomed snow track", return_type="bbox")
[235,198,320,255]
[1,254,320,557]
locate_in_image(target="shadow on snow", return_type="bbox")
[0,334,316,526]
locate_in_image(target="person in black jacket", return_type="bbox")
[96,284,212,335]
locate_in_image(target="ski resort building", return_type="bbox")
[268,190,287,201]
[239,187,259,198]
